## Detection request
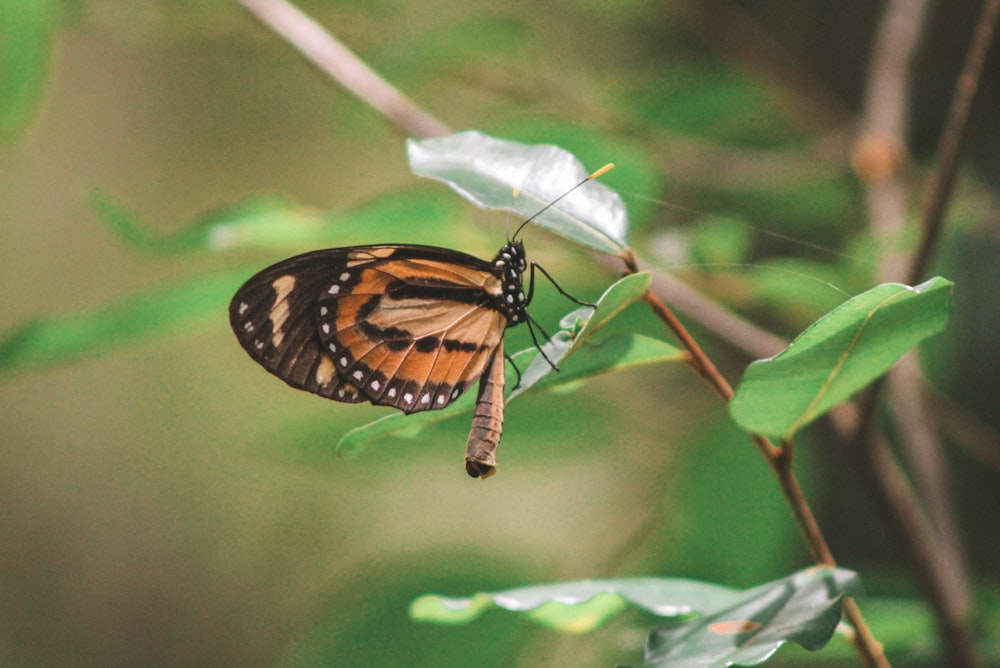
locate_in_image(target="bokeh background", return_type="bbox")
[2,1,999,666]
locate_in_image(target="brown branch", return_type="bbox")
[622,251,888,668]
[238,0,451,139]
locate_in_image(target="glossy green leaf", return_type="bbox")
[633,567,863,667]
[0,0,59,144]
[411,567,861,648]
[729,277,953,440]
[0,270,246,375]
[407,131,629,255]
[487,118,663,231]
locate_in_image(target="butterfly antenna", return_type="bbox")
[505,185,522,241]
[511,162,615,240]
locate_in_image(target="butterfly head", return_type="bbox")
[493,240,529,325]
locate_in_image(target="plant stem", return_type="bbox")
[624,251,889,667]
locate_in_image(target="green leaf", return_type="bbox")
[407,130,629,255]
[729,277,953,440]
[336,274,680,457]
[0,0,59,145]
[410,567,861,648]
[634,567,863,667]
[0,270,246,376]
[508,272,652,400]
[89,188,462,253]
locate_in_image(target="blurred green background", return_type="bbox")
[2,1,999,666]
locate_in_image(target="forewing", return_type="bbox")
[314,247,507,414]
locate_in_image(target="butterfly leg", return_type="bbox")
[528,262,596,308]
[525,315,560,371]
[504,353,523,389]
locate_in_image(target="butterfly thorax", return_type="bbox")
[492,240,529,326]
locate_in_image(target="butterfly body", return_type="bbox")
[230,242,538,477]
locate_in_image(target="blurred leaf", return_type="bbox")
[89,188,463,253]
[686,215,752,266]
[411,566,860,647]
[721,175,862,244]
[379,15,536,84]
[742,257,853,326]
[408,130,629,255]
[628,62,811,145]
[279,549,534,668]
[729,277,953,440]
[0,270,245,375]
[643,414,809,588]
[0,0,59,145]
[633,568,863,667]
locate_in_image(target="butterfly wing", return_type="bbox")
[230,248,368,403]
[230,245,508,414]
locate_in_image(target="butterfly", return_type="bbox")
[229,167,609,478]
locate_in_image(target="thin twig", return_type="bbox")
[908,0,1000,285]
[238,0,451,138]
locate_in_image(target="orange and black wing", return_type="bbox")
[229,245,508,413]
